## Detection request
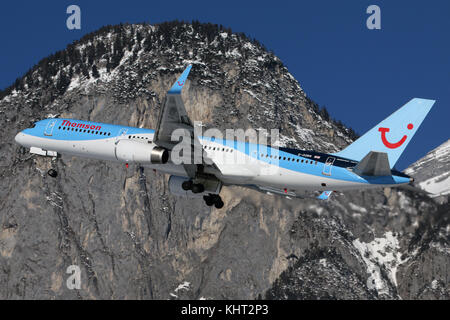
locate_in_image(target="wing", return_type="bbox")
[154,65,193,149]
[153,65,202,178]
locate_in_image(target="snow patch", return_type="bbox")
[353,231,405,296]
[294,125,315,142]
[319,258,328,268]
[419,172,450,197]
[174,281,190,292]
[349,202,367,214]
[226,48,242,59]
[243,89,261,102]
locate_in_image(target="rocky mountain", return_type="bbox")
[0,21,448,300]
[405,140,450,203]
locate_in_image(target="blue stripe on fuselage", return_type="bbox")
[200,136,410,186]
[24,118,155,141]
[23,119,409,186]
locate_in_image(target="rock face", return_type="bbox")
[0,22,448,300]
[405,140,450,203]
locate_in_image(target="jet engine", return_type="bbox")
[115,140,169,164]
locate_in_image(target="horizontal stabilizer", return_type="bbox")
[353,151,391,176]
[317,191,333,200]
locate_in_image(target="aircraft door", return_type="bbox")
[44,119,57,136]
[322,157,335,176]
[116,128,128,143]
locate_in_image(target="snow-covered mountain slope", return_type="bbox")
[405,139,450,198]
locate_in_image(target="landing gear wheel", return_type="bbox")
[214,198,224,209]
[182,180,193,191]
[47,169,58,178]
[192,183,205,194]
[203,195,215,206]
[203,194,224,209]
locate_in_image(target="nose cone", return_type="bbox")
[15,132,25,146]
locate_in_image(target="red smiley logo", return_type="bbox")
[177,81,184,86]
[378,123,414,149]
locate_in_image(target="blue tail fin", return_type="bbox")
[333,98,435,168]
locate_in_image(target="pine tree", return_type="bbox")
[92,65,100,78]
[319,106,330,121]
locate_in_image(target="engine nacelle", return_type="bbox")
[168,175,222,198]
[115,140,169,164]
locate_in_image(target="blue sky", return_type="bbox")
[1,0,448,169]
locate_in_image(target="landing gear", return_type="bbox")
[203,195,215,206]
[192,183,205,194]
[182,180,205,194]
[180,178,224,208]
[47,169,58,178]
[182,180,193,191]
[203,194,224,209]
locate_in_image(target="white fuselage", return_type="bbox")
[15,120,403,195]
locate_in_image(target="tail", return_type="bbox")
[333,98,435,168]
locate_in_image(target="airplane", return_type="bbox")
[14,65,435,208]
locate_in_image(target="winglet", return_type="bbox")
[168,65,192,94]
[317,191,333,200]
